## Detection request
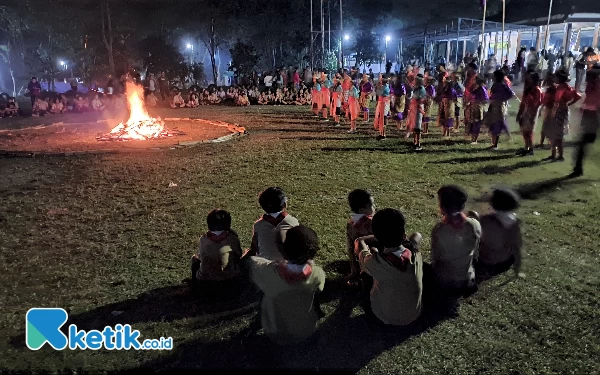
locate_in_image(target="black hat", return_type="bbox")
[468,62,479,71]
[586,47,595,54]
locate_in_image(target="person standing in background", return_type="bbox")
[158,71,170,102]
[574,50,588,92]
[27,77,42,107]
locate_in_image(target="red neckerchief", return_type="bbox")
[382,248,412,271]
[353,215,373,231]
[262,212,288,227]
[275,261,313,284]
[206,231,229,243]
[443,212,467,229]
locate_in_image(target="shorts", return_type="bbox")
[313,103,318,109]
[322,104,327,109]
[413,128,422,134]
[335,107,342,116]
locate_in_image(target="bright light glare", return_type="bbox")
[60,61,65,65]
[385,35,391,42]
[186,43,193,49]
[344,34,350,40]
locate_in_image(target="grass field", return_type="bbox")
[1,101,599,373]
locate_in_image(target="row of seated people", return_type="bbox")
[31,93,109,116]
[164,88,251,108]
[190,186,523,345]
[257,88,313,105]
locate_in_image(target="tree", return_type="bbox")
[354,31,380,71]
[230,41,259,76]
[140,35,189,81]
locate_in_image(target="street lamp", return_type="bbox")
[344,34,350,41]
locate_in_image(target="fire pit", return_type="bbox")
[96,82,185,141]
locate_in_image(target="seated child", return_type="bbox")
[246,187,299,261]
[187,93,199,108]
[74,95,89,112]
[250,225,326,345]
[355,208,423,326]
[91,94,105,111]
[3,97,19,117]
[478,188,523,277]
[32,97,49,117]
[49,98,65,114]
[236,93,250,106]
[431,185,481,291]
[190,209,242,294]
[258,92,268,105]
[170,91,185,108]
[346,189,375,283]
[146,91,158,107]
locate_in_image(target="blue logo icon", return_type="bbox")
[26,308,69,350]
[26,307,173,351]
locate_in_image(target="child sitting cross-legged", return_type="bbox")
[170,91,185,108]
[345,189,375,286]
[431,185,481,292]
[478,188,524,278]
[190,209,243,296]
[355,208,423,326]
[250,225,326,345]
[244,187,299,261]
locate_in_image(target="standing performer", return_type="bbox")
[516,72,543,156]
[463,63,479,137]
[437,72,455,137]
[320,72,332,121]
[342,73,352,118]
[541,68,581,161]
[423,76,436,135]
[348,82,361,133]
[452,73,465,133]
[467,76,490,144]
[392,78,407,131]
[486,70,515,150]
[360,74,373,122]
[331,77,342,125]
[374,75,391,140]
[571,62,600,177]
[311,75,321,116]
[407,74,427,150]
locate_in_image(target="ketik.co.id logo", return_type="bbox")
[26,308,173,350]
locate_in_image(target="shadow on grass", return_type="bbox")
[126,262,461,371]
[9,283,260,349]
[320,145,496,155]
[456,160,542,175]
[516,176,591,200]
[429,153,519,164]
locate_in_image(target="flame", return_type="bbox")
[108,82,166,140]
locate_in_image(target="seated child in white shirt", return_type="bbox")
[191,209,243,296]
[478,188,523,278]
[250,225,326,345]
[244,187,299,261]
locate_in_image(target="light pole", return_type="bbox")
[342,34,350,69]
[385,35,391,72]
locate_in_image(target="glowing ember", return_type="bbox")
[98,82,182,141]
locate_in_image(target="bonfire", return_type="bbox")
[97,82,182,141]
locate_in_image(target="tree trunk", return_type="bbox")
[10,68,16,98]
[101,0,115,74]
[210,19,218,84]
